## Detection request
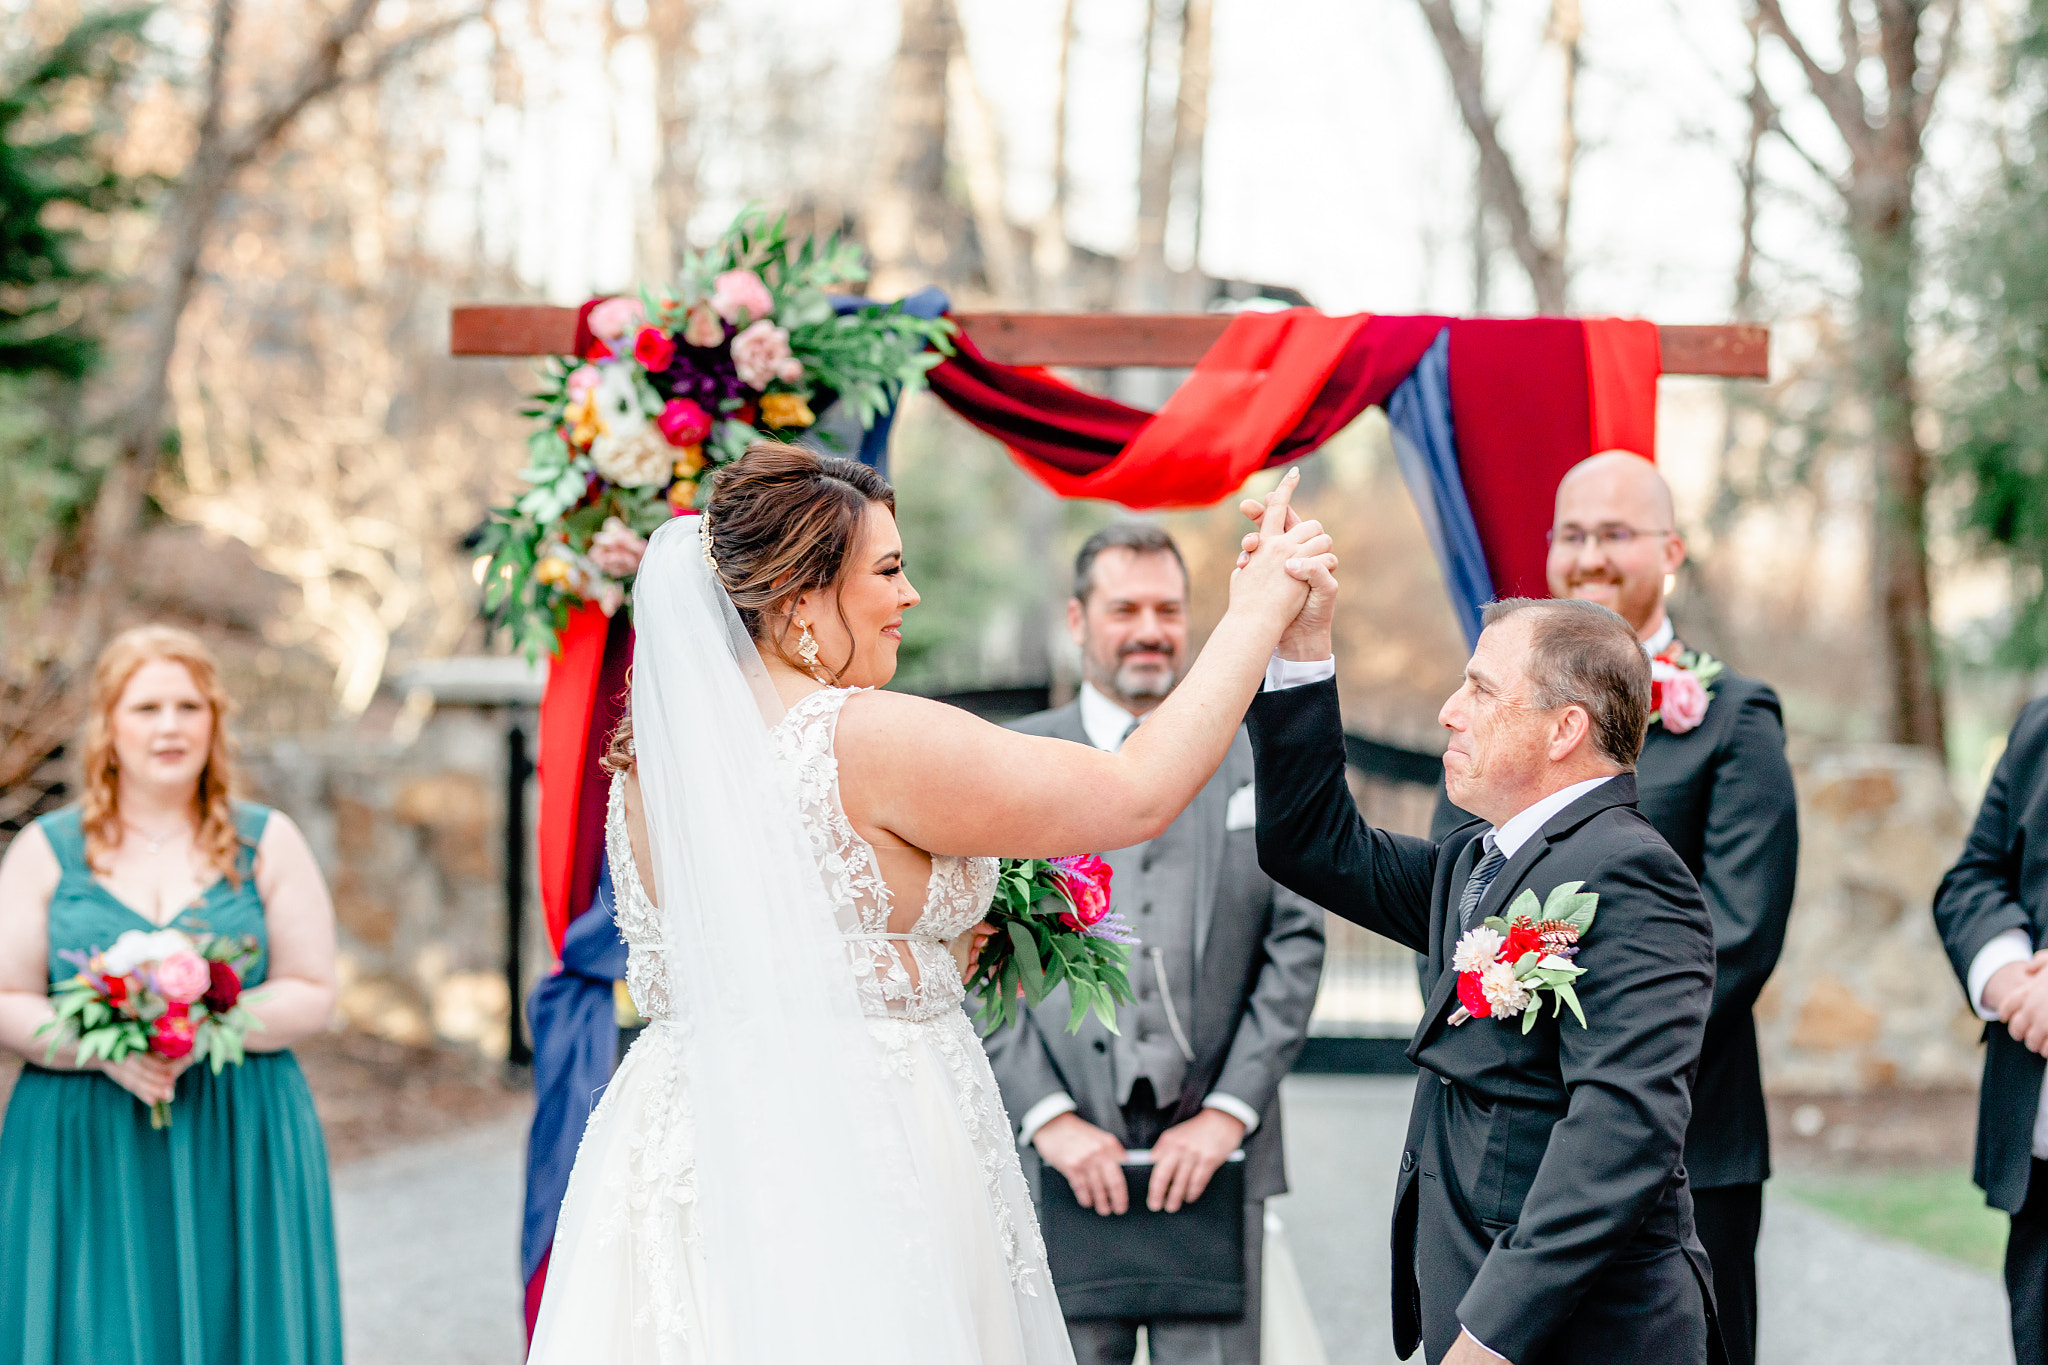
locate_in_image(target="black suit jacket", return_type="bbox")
[1934,695,2048,1214]
[1431,668,1798,1188]
[1255,680,1715,1363]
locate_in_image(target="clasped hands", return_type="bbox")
[1234,480,1339,663]
[1032,1108,1245,1217]
[1985,950,2048,1054]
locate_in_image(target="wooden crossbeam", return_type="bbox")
[449,305,1769,378]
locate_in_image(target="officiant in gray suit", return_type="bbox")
[983,524,1326,1365]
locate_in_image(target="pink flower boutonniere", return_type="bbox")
[1649,642,1725,735]
[1447,882,1599,1033]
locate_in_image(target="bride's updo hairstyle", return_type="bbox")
[705,439,896,683]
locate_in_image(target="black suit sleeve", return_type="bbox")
[1699,682,1799,1017]
[1459,835,1715,1360]
[1934,703,2046,987]
[1246,678,1437,954]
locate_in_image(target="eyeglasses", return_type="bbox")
[1544,525,1673,551]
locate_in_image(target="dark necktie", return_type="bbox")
[1458,839,1507,930]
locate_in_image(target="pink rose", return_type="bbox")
[150,1003,196,1060]
[1653,664,1709,734]
[633,326,677,373]
[1053,854,1113,932]
[586,296,646,341]
[657,398,713,447]
[730,319,795,391]
[710,269,773,326]
[565,365,602,401]
[587,517,649,578]
[683,303,725,348]
[155,951,211,1005]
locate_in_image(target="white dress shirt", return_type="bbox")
[1015,682,1263,1145]
[1642,616,1675,657]
[1968,928,2048,1157]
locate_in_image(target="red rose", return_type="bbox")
[103,975,128,1008]
[657,398,712,446]
[203,960,242,1012]
[1649,678,1665,714]
[633,326,677,373]
[1503,921,1543,962]
[1456,971,1493,1019]
[1054,855,1113,930]
[580,337,613,363]
[150,1007,196,1060]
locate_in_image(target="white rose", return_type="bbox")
[590,427,674,488]
[1479,959,1531,1016]
[1452,925,1504,976]
[102,927,195,975]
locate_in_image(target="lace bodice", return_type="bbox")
[606,687,997,1025]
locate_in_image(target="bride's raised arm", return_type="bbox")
[835,471,1335,859]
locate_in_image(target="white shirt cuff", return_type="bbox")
[1969,928,2035,1020]
[1202,1093,1261,1135]
[1017,1092,1079,1146]
[1461,1329,1511,1362]
[1262,652,1336,692]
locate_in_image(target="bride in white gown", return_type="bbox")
[526,442,1336,1364]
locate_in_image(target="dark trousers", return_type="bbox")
[2009,1158,2048,1362]
[1065,1082,1265,1365]
[1692,1184,1761,1365]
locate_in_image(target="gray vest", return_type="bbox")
[1104,810,1203,1109]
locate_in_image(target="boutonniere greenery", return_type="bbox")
[1649,640,1723,736]
[1447,882,1599,1033]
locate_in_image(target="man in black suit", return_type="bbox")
[1935,699,2048,1363]
[1250,584,1718,1364]
[1432,452,1797,1365]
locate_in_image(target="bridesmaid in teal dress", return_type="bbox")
[0,624,343,1365]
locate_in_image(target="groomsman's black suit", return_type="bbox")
[1432,663,1796,1365]
[1934,696,2048,1361]
[1255,679,1720,1365]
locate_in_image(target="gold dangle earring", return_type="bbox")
[796,616,822,671]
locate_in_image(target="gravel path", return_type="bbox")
[332,1076,2011,1364]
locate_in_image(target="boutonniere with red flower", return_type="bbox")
[1649,641,1724,735]
[1447,882,1599,1033]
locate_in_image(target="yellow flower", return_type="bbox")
[534,556,573,586]
[760,392,815,428]
[667,479,699,511]
[563,395,606,448]
[672,443,705,479]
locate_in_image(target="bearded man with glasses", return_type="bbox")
[1433,450,1798,1365]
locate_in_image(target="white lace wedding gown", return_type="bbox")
[528,686,1075,1364]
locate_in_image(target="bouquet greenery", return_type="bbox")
[971,855,1137,1035]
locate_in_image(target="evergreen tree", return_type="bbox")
[1947,0,2048,667]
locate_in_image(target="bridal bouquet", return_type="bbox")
[970,856,1137,1035]
[476,205,958,656]
[1447,882,1599,1032]
[36,927,263,1128]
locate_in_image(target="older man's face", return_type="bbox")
[1438,617,1558,826]
[1069,547,1189,710]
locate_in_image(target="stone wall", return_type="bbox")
[1756,744,1984,1093]
[241,707,543,1060]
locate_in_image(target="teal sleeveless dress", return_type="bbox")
[0,804,343,1365]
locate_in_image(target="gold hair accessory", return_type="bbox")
[699,514,718,573]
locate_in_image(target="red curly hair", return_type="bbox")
[81,625,246,885]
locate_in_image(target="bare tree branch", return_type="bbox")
[1413,0,1568,312]
[1754,0,1873,158]
[1914,0,1964,134]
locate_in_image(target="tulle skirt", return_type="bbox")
[529,1013,1075,1365]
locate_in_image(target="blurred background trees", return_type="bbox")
[7,0,2048,801]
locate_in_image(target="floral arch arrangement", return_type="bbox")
[476,208,956,655]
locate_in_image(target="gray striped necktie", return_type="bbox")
[1458,838,1508,930]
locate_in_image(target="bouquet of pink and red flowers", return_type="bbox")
[36,927,263,1128]
[970,855,1138,1035]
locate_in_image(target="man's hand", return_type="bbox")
[1237,495,1337,662]
[1033,1112,1129,1215]
[1990,952,2048,1055]
[1146,1107,1246,1213]
[1443,1328,1510,1365]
